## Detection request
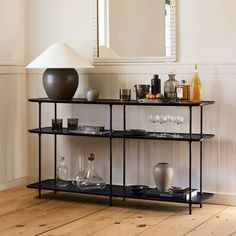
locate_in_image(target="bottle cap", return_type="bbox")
[153,74,159,80]
[88,153,95,161]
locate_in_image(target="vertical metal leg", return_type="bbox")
[123,105,126,201]
[38,102,42,198]
[200,106,203,208]
[189,140,192,214]
[189,106,192,214]
[54,103,57,193]
[109,105,113,206]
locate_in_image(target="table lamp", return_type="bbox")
[26,43,94,100]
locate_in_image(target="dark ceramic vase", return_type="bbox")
[43,68,78,100]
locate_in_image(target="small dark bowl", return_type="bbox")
[127,185,149,194]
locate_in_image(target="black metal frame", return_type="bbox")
[29,98,214,214]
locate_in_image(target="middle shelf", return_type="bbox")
[29,127,214,142]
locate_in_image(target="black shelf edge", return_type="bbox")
[28,98,215,107]
[28,127,214,141]
[27,179,213,204]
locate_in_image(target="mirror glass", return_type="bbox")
[94,0,176,63]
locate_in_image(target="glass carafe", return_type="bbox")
[56,156,68,187]
[72,155,85,185]
[77,153,106,191]
[164,73,179,100]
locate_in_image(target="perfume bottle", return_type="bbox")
[56,156,68,187]
[77,153,106,191]
[72,155,85,185]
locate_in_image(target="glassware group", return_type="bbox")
[148,114,184,138]
[56,153,106,191]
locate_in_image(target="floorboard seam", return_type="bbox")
[134,211,181,236]
[34,207,109,236]
[182,206,228,236]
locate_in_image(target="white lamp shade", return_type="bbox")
[26,43,94,69]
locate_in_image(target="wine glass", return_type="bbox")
[169,115,176,137]
[148,114,157,136]
[160,114,168,136]
[175,115,184,137]
[154,115,160,136]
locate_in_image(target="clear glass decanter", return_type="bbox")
[164,73,179,100]
[77,153,106,191]
[56,156,68,187]
[72,155,85,185]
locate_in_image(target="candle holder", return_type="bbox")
[67,118,78,130]
[52,119,63,131]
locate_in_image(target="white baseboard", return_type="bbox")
[0,177,27,191]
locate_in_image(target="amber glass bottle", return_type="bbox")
[191,64,202,103]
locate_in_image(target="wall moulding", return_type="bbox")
[0,65,26,74]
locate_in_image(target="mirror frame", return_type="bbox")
[93,0,176,64]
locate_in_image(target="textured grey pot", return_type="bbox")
[43,68,78,100]
[153,162,173,191]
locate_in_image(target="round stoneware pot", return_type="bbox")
[153,162,173,192]
[43,68,78,100]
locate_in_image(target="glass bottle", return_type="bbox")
[176,80,190,101]
[72,155,85,185]
[56,156,68,187]
[164,73,179,100]
[191,64,202,103]
[77,153,106,191]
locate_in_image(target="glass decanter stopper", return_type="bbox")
[72,155,85,185]
[77,153,106,191]
[56,156,68,187]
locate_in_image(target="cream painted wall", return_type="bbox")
[0,0,25,64]
[26,0,236,198]
[0,0,27,190]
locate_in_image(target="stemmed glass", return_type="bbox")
[160,114,168,136]
[174,115,184,137]
[148,114,157,136]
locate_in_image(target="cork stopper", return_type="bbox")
[88,153,95,161]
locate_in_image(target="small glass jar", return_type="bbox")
[176,80,190,101]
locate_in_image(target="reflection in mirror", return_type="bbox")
[94,0,176,63]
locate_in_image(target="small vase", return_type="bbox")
[86,88,99,101]
[153,162,173,192]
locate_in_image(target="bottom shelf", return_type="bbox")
[27,179,213,204]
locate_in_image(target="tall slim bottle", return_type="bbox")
[191,64,202,103]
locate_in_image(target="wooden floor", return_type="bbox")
[0,187,236,236]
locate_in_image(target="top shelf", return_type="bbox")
[28,98,214,107]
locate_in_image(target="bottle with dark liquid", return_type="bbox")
[151,74,161,95]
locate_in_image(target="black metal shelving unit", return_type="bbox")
[27,98,215,214]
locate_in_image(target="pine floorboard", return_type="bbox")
[0,187,235,236]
